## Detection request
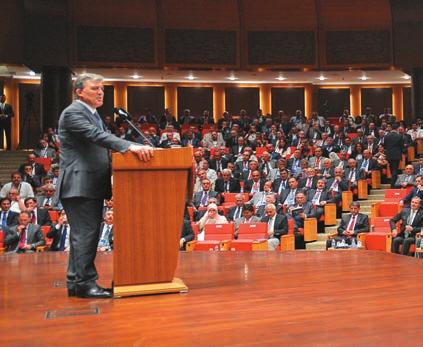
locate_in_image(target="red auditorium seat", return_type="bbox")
[36,225,53,251]
[48,210,59,223]
[187,223,234,251]
[0,230,5,254]
[383,189,409,202]
[229,223,268,251]
[222,192,250,204]
[255,146,266,158]
[371,202,401,218]
[34,157,52,173]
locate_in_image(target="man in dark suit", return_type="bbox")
[326,201,369,249]
[0,197,19,228]
[261,203,288,251]
[97,210,114,252]
[4,211,45,253]
[390,197,423,256]
[384,126,404,188]
[272,169,290,196]
[215,169,240,194]
[24,197,52,227]
[279,177,303,207]
[288,192,316,248]
[306,179,334,220]
[18,153,46,178]
[400,176,423,207]
[47,210,71,251]
[227,194,247,221]
[357,149,379,179]
[0,94,14,150]
[192,179,220,208]
[244,170,265,194]
[208,150,229,174]
[180,218,195,250]
[299,168,319,191]
[57,73,154,299]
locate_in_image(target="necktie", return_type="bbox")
[330,180,339,191]
[407,211,416,225]
[306,178,312,188]
[59,225,68,251]
[235,207,241,220]
[225,182,230,192]
[200,192,208,206]
[18,228,26,249]
[100,226,111,246]
[313,190,322,204]
[217,161,221,172]
[316,159,320,168]
[44,197,51,206]
[361,160,368,170]
[93,111,103,129]
[1,212,7,228]
[347,215,356,231]
[349,171,354,181]
[31,211,36,224]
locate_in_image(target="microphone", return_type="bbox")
[113,107,155,148]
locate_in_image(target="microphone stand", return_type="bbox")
[114,109,155,148]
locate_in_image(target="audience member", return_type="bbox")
[47,210,70,251]
[97,210,114,252]
[261,203,287,251]
[24,197,52,227]
[0,172,34,199]
[197,203,228,240]
[233,204,261,237]
[0,197,19,228]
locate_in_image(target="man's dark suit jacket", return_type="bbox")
[279,188,304,205]
[214,178,241,194]
[306,189,334,204]
[344,167,366,182]
[4,224,45,252]
[192,190,220,208]
[244,179,265,193]
[209,158,229,172]
[181,137,201,148]
[231,145,247,156]
[19,162,45,177]
[227,205,245,221]
[337,213,369,236]
[35,208,52,227]
[180,219,195,250]
[390,208,423,237]
[402,187,423,206]
[272,178,289,194]
[1,210,19,227]
[298,176,318,190]
[384,131,404,161]
[47,224,71,251]
[357,158,379,174]
[260,214,288,240]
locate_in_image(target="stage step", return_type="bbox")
[306,240,327,251]
[0,150,32,184]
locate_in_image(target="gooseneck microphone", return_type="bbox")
[113,108,155,147]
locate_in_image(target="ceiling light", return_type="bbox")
[401,74,411,80]
[275,75,286,81]
[185,74,197,80]
[29,71,36,76]
[226,75,238,81]
[131,74,141,79]
[359,76,370,81]
[316,75,328,81]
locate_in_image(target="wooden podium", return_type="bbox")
[112,147,193,297]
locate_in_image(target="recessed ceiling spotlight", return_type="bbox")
[131,74,141,79]
[29,71,36,76]
[226,75,238,81]
[401,74,411,80]
[185,73,197,80]
[359,76,370,81]
[275,74,286,81]
[316,75,328,81]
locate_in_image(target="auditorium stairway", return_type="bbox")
[0,150,31,185]
[305,184,391,251]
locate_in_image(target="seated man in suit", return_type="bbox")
[319,158,335,180]
[261,203,288,251]
[306,179,333,220]
[244,170,265,195]
[215,169,240,194]
[227,193,247,221]
[344,158,366,198]
[192,179,220,208]
[288,192,316,249]
[326,201,369,249]
[326,168,349,217]
[201,159,218,184]
[180,218,195,250]
[18,153,46,178]
[4,210,45,253]
[249,181,274,210]
[390,197,423,256]
[279,177,304,208]
[208,149,229,175]
[6,188,26,213]
[255,193,280,218]
[47,210,71,251]
[36,184,63,211]
[0,197,19,228]
[272,169,290,196]
[21,164,42,191]
[34,138,56,159]
[234,203,261,238]
[357,149,379,180]
[413,157,423,176]
[400,175,423,207]
[394,165,416,189]
[97,210,114,252]
[299,168,318,191]
[23,197,52,227]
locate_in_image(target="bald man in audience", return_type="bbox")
[261,203,287,251]
[395,165,416,188]
[227,194,247,221]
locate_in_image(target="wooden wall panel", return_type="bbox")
[97,85,115,118]
[127,87,164,119]
[318,88,350,118]
[402,87,412,122]
[72,0,156,27]
[0,1,24,64]
[162,0,239,30]
[361,88,392,116]
[225,87,259,117]
[271,88,305,116]
[243,0,317,31]
[177,87,213,117]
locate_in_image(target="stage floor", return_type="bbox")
[1,251,423,346]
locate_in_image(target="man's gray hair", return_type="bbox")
[73,73,104,97]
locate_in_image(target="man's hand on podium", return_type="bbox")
[128,145,154,162]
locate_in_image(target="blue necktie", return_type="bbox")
[93,111,103,129]
[59,225,68,251]
[1,212,7,228]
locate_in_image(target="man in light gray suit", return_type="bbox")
[57,73,153,299]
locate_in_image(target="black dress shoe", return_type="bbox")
[67,288,76,297]
[76,285,112,299]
